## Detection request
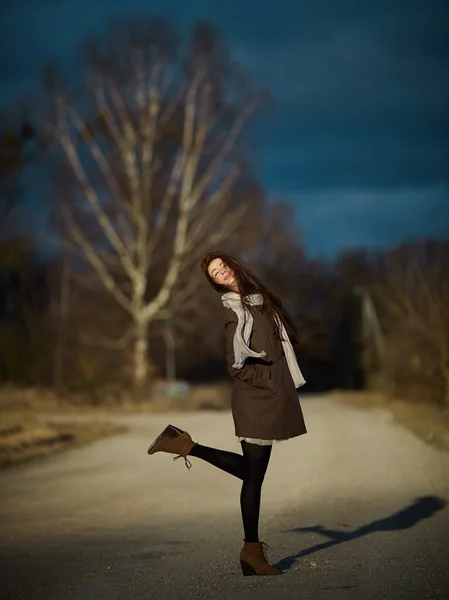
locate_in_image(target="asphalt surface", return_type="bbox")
[1,396,449,599]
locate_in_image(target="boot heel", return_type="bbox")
[240,560,256,576]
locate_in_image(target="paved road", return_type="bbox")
[1,396,449,599]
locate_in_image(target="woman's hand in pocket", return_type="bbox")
[251,362,273,390]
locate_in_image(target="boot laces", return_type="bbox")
[259,541,271,561]
[173,455,192,470]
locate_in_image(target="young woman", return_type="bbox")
[147,252,307,576]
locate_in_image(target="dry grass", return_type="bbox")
[0,383,232,415]
[329,390,449,454]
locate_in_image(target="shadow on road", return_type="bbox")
[275,495,446,571]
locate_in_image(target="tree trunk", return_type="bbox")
[53,251,72,393]
[163,316,176,382]
[443,369,449,407]
[133,319,149,388]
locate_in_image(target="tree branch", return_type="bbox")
[63,208,133,314]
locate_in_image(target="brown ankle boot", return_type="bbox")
[239,541,281,576]
[147,424,197,470]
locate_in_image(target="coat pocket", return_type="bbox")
[252,363,272,391]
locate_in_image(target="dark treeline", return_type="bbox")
[1,214,448,407]
[1,16,448,407]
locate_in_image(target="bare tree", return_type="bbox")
[43,18,263,387]
[245,199,305,303]
[374,240,449,405]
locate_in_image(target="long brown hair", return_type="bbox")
[200,251,298,345]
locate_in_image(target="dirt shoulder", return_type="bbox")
[329,390,449,454]
[0,416,127,469]
[0,383,230,469]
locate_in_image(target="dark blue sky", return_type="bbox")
[1,0,448,257]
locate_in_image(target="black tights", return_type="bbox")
[189,441,272,543]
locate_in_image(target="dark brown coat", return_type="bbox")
[224,304,307,440]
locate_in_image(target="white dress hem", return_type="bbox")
[237,437,285,446]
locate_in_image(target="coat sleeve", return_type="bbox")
[223,309,271,388]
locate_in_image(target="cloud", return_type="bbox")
[282,185,449,257]
[258,133,449,192]
[234,1,449,191]
[1,0,447,256]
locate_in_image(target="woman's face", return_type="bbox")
[208,258,238,291]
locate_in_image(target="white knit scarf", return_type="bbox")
[221,292,306,389]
